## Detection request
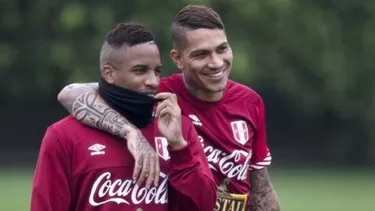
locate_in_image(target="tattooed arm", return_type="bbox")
[57,83,160,187]
[58,83,132,137]
[249,168,280,211]
[57,83,97,113]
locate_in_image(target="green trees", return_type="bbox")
[0,0,373,164]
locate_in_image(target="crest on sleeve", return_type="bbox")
[230,120,249,145]
[155,137,170,161]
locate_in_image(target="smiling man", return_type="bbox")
[57,5,280,211]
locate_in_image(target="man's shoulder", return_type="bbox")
[47,115,97,142]
[49,115,84,131]
[159,73,182,93]
[47,116,120,146]
[161,73,182,83]
[227,80,262,103]
[40,116,80,150]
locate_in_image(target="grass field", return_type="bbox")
[0,167,373,210]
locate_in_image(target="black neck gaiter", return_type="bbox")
[98,77,161,128]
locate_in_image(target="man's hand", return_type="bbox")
[154,93,187,149]
[126,129,160,189]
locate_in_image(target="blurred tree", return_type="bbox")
[0,0,373,165]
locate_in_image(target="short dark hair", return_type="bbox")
[170,5,225,49]
[106,22,155,48]
[100,22,155,69]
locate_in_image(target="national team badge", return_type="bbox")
[155,137,170,161]
[230,120,249,145]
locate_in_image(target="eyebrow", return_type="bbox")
[217,42,229,48]
[131,64,147,69]
[131,64,163,69]
[189,41,229,57]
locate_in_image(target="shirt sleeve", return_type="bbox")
[30,126,72,211]
[249,95,272,170]
[167,119,218,211]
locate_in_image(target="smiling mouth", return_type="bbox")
[202,66,227,78]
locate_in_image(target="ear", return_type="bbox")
[170,49,184,70]
[101,64,116,84]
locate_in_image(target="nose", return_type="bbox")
[144,72,159,89]
[207,53,223,69]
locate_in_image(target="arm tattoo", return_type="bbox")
[72,92,131,138]
[128,130,154,156]
[249,168,280,211]
[58,82,99,113]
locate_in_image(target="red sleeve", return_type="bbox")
[167,119,217,211]
[31,126,71,211]
[249,95,272,170]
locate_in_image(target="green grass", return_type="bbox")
[0,167,373,211]
[270,168,375,211]
[0,168,34,211]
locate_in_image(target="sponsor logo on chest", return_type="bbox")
[89,172,168,206]
[199,136,252,181]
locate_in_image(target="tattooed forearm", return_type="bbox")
[249,168,280,211]
[72,92,134,138]
[57,82,99,113]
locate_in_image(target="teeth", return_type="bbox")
[209,71,224,77]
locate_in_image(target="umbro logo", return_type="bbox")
[188,114,202,126]
[88,144,106,156]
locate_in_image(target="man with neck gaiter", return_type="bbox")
[31,22,217,211]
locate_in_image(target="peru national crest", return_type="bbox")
[230,120,249,145]
[155,137,170,161]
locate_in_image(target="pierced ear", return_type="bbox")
[170,49,184,70]
[101,65,116,84]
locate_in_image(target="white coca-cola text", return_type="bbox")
[199,136,252,181]
[89,172,168,206]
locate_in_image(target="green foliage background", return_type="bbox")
[0,0,373,171]
[0,0,374,209]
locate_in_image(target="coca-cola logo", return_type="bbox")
[199,136,252,181]
[89,172,168,206]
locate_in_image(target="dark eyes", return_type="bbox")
[134,68,147,74]
[217,45,228,52]
[193,52,208,58]
[193,46,228,59]
[155,67,162,74]
[134,68,161,75]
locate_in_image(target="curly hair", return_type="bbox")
[106,22,155,48]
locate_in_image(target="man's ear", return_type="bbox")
[170,49,184,70]
[101,65,116,84]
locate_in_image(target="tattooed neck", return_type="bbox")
[182,75,198,97]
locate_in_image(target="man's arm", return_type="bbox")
[248,93,280,210]
[249,168,280,211]
[57,83,131,137]
[57,83,160,187]
[57,83,98,113]
[154,93,217,210]
[167,118,218,211]
[31,126,71,211]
